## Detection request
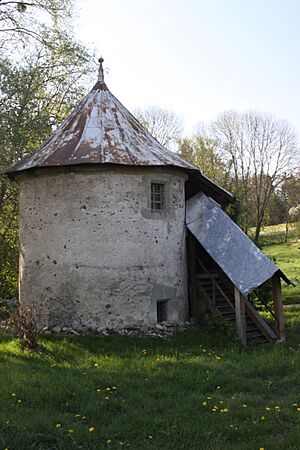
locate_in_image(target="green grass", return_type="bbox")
[262,243,300,304]
[249,222,299,246]
[2,313,300,450]
[248,222,300,305]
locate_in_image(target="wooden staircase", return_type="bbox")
[195,266,278,345]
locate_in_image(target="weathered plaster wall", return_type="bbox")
[18,166,188,331]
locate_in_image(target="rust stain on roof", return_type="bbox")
[6,58,197,176]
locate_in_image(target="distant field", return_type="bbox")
[249,222,299,246]
[251,222,300,305]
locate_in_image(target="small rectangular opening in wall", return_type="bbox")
[157,300,168,322]
[151,183,165,212]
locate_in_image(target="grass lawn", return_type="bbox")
[248,222,300,305]
[262,242,300,304]
[2,311,300,450]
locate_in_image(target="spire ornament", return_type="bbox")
[98,57,104,82]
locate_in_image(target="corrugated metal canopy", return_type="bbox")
[186,192,291,296]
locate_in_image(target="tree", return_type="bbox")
[134,106,183,149]
[0,0,72,48]
[178,134,229,188]
[0,30,93,298]
[211,110,299,243]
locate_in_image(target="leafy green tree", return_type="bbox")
[0,0,72,48]
[0,30,93,298]
[178,135,229,188]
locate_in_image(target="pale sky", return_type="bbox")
[74,0,300,137]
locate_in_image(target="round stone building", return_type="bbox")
[6,59,229,332]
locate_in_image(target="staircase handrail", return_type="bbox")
[245,298,277,343]
[251,290,276,319]
[195,257,235,312]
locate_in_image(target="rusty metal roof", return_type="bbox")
[6,58,198,176]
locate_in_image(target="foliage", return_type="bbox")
[0,298,13,321]
[0,0,72,50]
[5,305,45,351]
[0,30,94,299]
[250,280,274,310]
[178,134,229,188]
[211,110,299,242]
[197,311,236,338]
[2,311,300,449]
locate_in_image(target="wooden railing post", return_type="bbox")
[234,287,247,346]
[272,273,285,341]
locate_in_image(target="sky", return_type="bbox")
[74,0,300,137]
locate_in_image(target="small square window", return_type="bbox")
[151,183,165,212]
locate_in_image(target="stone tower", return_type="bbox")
[6,59,201,331]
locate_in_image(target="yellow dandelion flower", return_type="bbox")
[75,414,80,417]
[265,407,271,411]
[297,408,300,411]
[202,401,207,406]
[56,423,62,428]
[82,416,86,419]
[207,396,212,400]
[106,387,111,392]
[96,389,101,392]
[94,363,99,367]
[293,403,297,406]
[223,408,229,413]
[11,393,16,397]
[148,436,153,439]
[106,439,112,444]
[89,427,95,432]
[17,399,22,404]
[68,429,74,433]
[112,387,117,390]
[105,396,109,400]
[217,386,221,389]
[242,404,247,408]
[260,448,265,450]
[261,416,266,420]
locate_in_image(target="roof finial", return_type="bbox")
[98,57,104,82]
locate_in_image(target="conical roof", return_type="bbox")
[6,58,197,176]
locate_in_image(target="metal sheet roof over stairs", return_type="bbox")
[186,192,291,296]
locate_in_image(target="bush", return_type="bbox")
[5,306,45,352]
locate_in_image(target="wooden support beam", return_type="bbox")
[187,234,197,317]
[272,273,286,341]
[234,287,247,346]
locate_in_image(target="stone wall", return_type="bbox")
[18,166,188,331]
